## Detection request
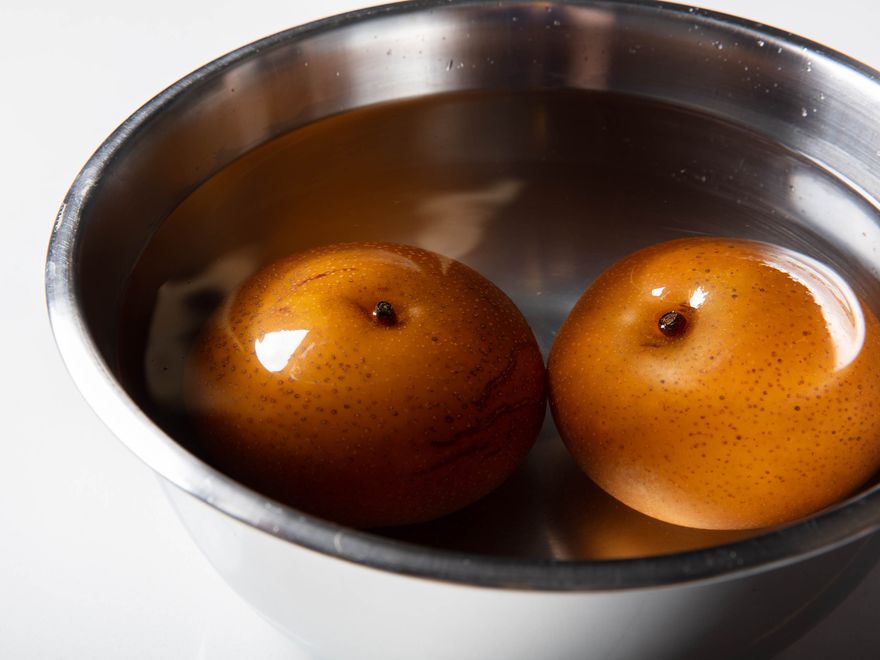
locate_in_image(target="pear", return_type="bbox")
[186,242,546,528]
[549,238,880,529]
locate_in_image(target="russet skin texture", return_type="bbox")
[186,242,546,528]
[548,237,880,530]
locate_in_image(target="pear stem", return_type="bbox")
[659,310,688,338]
[373,300,396,326]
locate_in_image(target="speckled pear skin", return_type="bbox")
[185,242,546,528]
[548,237,880,530]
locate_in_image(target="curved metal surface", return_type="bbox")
[46,0,880,591]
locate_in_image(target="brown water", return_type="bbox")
[119,88,880,559]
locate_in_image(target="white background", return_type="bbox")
[3,1,880,658]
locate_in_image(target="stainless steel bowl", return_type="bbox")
[47,1,880,658]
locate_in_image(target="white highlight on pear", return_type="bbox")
[255,329,309,373]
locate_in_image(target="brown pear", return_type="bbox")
[548,237,880,529]
[186,242,546,528]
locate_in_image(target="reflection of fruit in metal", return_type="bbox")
[185,242,546,528]
[379,435,759,560]
[545,447,760,559]
[549,237,880,530]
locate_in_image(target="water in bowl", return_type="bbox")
[119,88,880,559]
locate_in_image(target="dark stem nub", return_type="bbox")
[658,310,688,338]
[373,300,396,325]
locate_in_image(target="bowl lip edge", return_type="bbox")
[44,0,880,592]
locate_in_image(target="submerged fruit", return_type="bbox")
[548,237,880,530]
[186,242,546,528]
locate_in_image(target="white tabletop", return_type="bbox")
[3,1,879,657]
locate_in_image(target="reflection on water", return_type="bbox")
[760,248,866,371]
[788,168,880,282]
[416,179,524,259]
[142,247,260,411]
[382,421,758,560]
